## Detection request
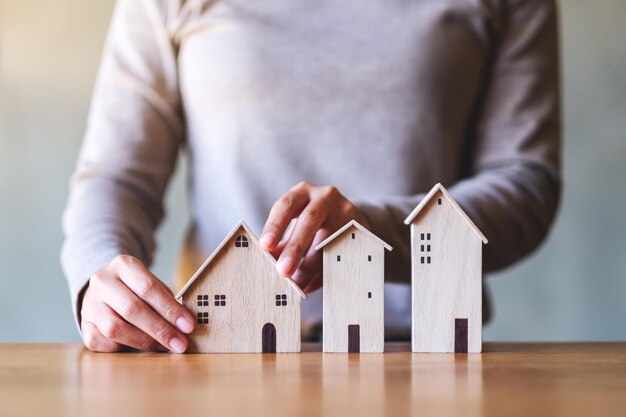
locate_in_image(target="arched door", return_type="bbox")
[262,323,276,353]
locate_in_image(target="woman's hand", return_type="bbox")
[80,255,195,353]
[260,181,370,293]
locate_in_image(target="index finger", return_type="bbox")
[116,257,194,334]
[260,185,310,251]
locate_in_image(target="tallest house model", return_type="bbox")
[404,184,488,353]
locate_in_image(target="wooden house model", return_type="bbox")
[175,221,306,353]
[315,220,392,353]
[404,184,488,353]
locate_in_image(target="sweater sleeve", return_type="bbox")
[61,0,184,327]
[356,0,561,281]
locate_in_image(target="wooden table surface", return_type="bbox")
[1,342,626,417]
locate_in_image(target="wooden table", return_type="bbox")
[1,343,626,417]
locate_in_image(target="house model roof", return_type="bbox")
[314,219,393,252]
[403,183,488,244]
[175,220,307,300]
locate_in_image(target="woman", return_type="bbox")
[62,0,561,352]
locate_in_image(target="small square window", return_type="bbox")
[203,301,209,306]
[420,245,424,252]
[368,292,372,299]
[420,233,425,240]
[337,255,341,262]
[420,257,424,264]
[427,233,431,240]
[427,256,431,264]
[351,233,355,239]
[211,295,226,306]
[197,295,202,301]
[368,255,372,262]
[438,198,442,205]
[197,312,209,325]
[213,294,227,306]
[427,245,431,252]
[197,301,202,307]
[275,294,288,306]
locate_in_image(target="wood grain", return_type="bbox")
[406,185,484,353]
[2,343,626,417]
[178,223,302,353]
[320,222,390,353]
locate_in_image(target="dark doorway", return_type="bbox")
[455,318,468,353]
[262,323,276,353]
[348,324,360,353]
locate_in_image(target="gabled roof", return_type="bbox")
[403,183,488,244]
[314,220,393,252]
[175,220,307,300]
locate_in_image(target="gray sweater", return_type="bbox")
[62,0,561,336]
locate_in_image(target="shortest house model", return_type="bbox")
[404,183,488,353]
[176,221,306,353]
[315,220,392,353]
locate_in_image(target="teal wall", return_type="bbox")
[1,0,625,342]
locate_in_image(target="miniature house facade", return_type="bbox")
[315,220,392,353]
[176,221,306,353]
[404,184,488,353]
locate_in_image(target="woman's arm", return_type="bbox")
[362,0,561,278]
[61,0,193,351]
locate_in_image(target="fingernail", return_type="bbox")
[176,317,194,334]
[260,233,274,249]
[277,256,294,276]
[169,337,187,353]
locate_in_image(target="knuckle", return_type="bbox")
[160,302,180,321]
[288,242,306,257]
[323,185,339,199]
[153,324,172,342]
[83,330,99,351]
[343,203,358,219]
[100,318,122,340]
[300,208,320,226]
[90,271,106,287]
[295,180,310,190]
[265,219,282,233]
[278,195,295,211]
[134,277,157,299]
[114,254,138,269]
[120,298,142,318]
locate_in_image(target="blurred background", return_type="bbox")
[1,0,625,343]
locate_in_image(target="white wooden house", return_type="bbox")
[175,221,306,353]
[315,220,392,353]
[404,184,488,353]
